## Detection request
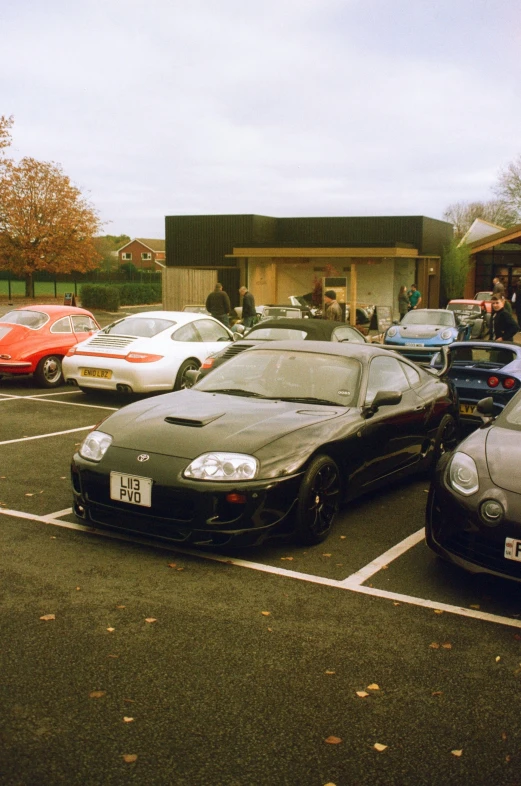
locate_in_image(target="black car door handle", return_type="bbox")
[414,404,426,411]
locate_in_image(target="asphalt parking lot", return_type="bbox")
[2,332,521,783]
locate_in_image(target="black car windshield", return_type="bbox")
[0,310,49,329]
[402,311,454,327]
[101,316,176,337]
[195,348,361,406]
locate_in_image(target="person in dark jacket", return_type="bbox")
[490,295,519,341]
[206,283,231,327]
[324,290,343,322]
[239,286,256,328]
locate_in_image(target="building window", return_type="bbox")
[141,252,152,261]
[122,252,132,261]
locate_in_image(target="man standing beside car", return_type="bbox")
[490,295,519,341]
[324,290,343,321]
[407,284,422,310]
[206,283,231,327]
[239,286,256,328]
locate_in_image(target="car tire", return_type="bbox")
[294,455,341,545]
[34,355,63,388]
[432,414,459,469]
[174,359,200,390]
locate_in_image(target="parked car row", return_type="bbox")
[3,303,521,584]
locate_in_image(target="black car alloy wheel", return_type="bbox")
[295,454,341,545]
[174,359,201,390]
[432,414,459,467]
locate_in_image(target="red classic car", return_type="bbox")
[0,305,100,387]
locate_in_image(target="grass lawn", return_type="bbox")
[0,281,79,297]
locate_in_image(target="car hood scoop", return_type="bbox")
[106,390,345,458]
[486,427,521,493]
[164,413,224,427]
[400,326,443,338]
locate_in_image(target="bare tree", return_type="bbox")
[443,199,517,240]
[494,155,521,222]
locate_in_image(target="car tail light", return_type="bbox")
[125,353,164,363]
[503,377,516,389]
[487,376,499,388]
[201,357,215,370]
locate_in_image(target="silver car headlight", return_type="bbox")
[440,328,453,340]
[448,452,479,496]
[79,430,113,462]
[184,452,259,481]
[386,326,398,338]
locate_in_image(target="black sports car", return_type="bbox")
[71,341,458,548]
[426,393,521,582]
[198,317,367,378]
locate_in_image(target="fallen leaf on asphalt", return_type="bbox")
[340,535,346,539]
[432,691,443,696]
[145,618,157,624]
[324,782,337,786]
[356,691,369,698]
[393,602,400,606]
[374,743,388,752]
[429,643,440,649]
[115,605,125,609]
[122,754,137,763]
[123,717,134,723]
[442,643,452,650]
[367,683,379,690]
[324,736,342,744]
[50,536,56,539]
[167,563,177,568]
[451,749,463,757]
[261,611,271,616]
[267,627,273,632]
[502,731,507,740]
[280,557,294,561]
[434,609,444,615]
[123,698,135,703]
[75,586,81,591]
[322,553,332,557]
[496,656,501,662]
[469,604,480,610]
[381,564,389,570]
[177,568,184,571]
[325,670,335,675]
[25,493,34,497]
[108,654,119,659]
[39,614,55,621]
[89,691,106,698]
[506,755,511,762]
[107,627,115,632]
[60,476,66,479]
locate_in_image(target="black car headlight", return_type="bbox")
[184,452,259,481]
[448,452,479,496]
[79,430,113,462]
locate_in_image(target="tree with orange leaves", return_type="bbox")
[0,118,102,296]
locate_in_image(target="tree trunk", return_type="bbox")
[25,273,34,298]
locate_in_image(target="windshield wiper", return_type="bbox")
[204,388,271,398]
[276,396,341,406]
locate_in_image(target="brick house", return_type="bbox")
[117,238,166,271]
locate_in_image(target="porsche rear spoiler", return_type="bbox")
[381,344,451,376]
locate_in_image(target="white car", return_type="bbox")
[62,311,235,394]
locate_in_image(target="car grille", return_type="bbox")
[85,335,136,350]
[84,474,195,522]
[442,530,521,579]
[219,343,255,360]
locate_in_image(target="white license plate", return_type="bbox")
[407,343,425,347]
[504,538,521,562]
[110,472,152,507]
[81,368,112,379]
[459,403,477,416]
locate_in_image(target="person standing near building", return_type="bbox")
[398,285,409,320]
[492,276,505,296]
[206,283,231,327]
[490,295,518,341]
[239,285,256,328]
[407,284,422,310]
[324,290,343,321]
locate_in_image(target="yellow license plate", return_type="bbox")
[81,368,112,379]
[459,403,477,416]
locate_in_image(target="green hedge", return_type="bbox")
[79,283,162,310]
[79,285,121,311]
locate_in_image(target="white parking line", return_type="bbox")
[1,505,520,630]
[0,392,117,411]
[0,426,95,446]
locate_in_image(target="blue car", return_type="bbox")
[384,309,470,360]
[431,341,521,425]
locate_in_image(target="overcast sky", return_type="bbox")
[2,0,520,238]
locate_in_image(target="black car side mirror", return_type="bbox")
[476,396,495,424]
[362,389,402,417]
